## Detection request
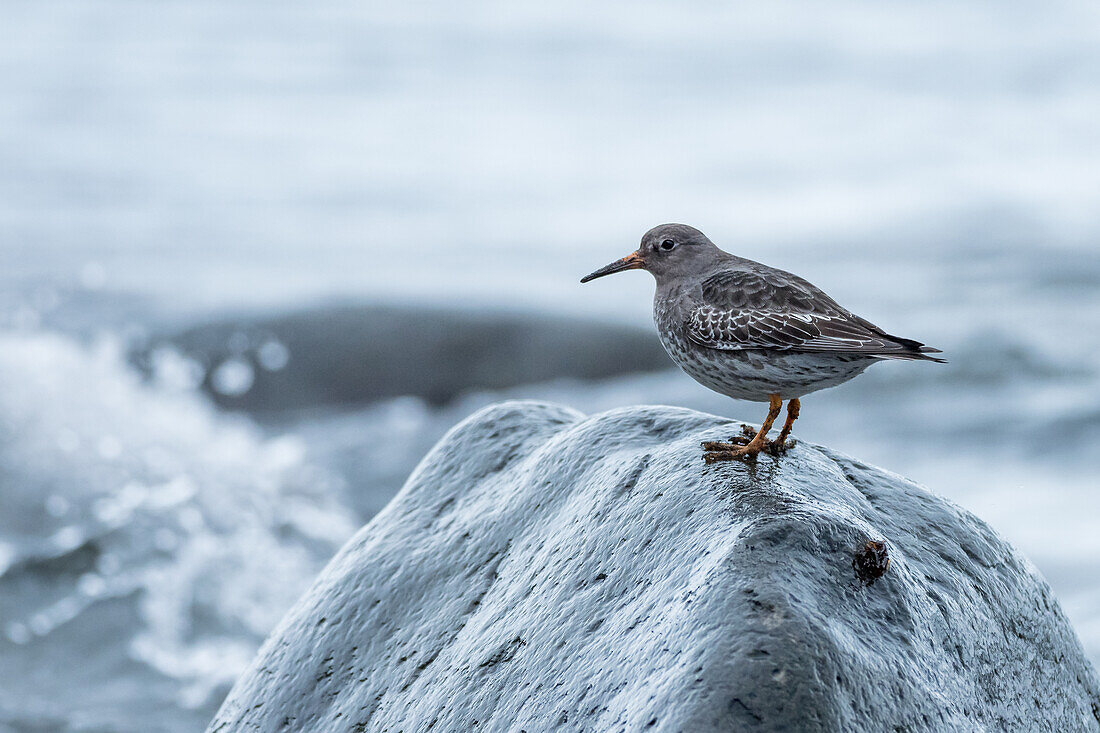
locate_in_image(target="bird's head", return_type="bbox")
[580,223,721,285]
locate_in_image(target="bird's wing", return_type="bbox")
[684,269,912,355]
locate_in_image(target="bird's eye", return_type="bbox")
[660,239,676,251]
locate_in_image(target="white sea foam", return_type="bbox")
[0,333,357,728]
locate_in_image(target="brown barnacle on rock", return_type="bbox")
[854,540,890,585]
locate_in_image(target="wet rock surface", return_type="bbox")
[209,402,1100,732]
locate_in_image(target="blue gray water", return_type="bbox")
[2,1,1099,731]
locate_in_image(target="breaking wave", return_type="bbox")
[0,332,357,731]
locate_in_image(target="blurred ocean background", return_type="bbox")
[2,1,1099,730]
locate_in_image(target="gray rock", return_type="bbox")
[131,305,669,414]
[209,402,1100,732]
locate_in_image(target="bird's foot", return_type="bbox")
[703,442,769,463]
[701,438,750,451]
[764,438,795,456]
[702,422,790,462]
[703,435,776,463]
[700,425,757,452]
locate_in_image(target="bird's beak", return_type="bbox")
[580,251,645,283]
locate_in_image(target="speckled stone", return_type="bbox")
[209,402,1100,733]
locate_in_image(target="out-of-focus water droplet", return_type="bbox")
[0,543,15,576]
[77,573,107,597]
[387,395,430,430]
[94,481,149,525]
[29,614,51,636]
[150,347,205,391]
[45,495,70,517]
[6,623,30,645]
[211,358,255,397]
[50,526,83,551]
[265,436,305,470]
[257,339,289,371]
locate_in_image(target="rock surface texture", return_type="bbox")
[209,402,1100,732]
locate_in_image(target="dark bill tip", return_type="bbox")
[580,252,645,283]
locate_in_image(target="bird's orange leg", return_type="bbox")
[703,394,782,462]
[774,398,800,448]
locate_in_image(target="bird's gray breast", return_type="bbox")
[652,291,874,402]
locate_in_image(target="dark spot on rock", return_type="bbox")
[854,540,890,585]
[480,636,526,669]
[416,651,438,673]
[432,496,456,520]
[728,697,763,723]
[619,455,650,494]
[315,654,335,682]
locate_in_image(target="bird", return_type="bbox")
[580,223,944,462]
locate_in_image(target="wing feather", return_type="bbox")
[684,269,936,358]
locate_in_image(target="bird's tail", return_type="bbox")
[875,335,947,363]
[876,350,947,363]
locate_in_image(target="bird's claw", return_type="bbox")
[702,421,795,462]
[701,428,757,451]
[701,437,750,451]
[765,438,796,456]
[703,436,796,463]
[703,444,767,463]
[704,450,753,463]
[704,444,765,462]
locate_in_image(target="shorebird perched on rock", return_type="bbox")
[581,224,944,462]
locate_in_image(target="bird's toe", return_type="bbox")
[703,450,737,464]
[701,438,750,451]
[703,447,760,463]
[766,439,795,456]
